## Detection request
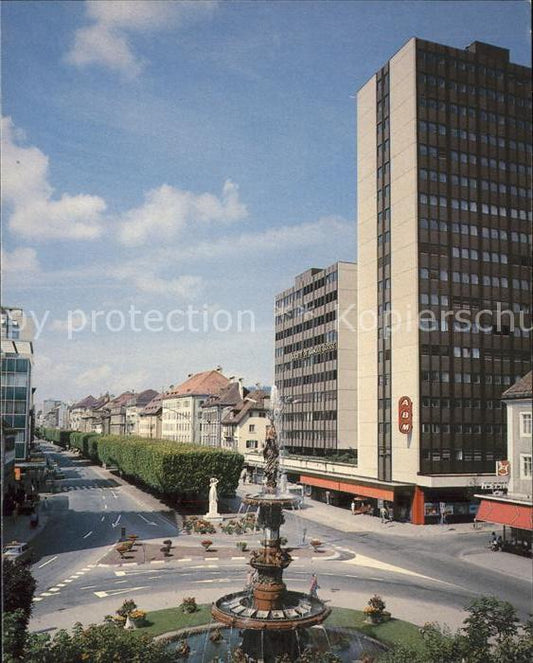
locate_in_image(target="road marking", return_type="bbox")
[48,588,61,592]
[38,555,58,568]
[40,593,53,597]
[82,567,92,571]
[101,516,105,521]
[190,564,218,569]
[33,597,44,602]
[94,586,149,598]
[232,556,246,560]
[138,514,157,525]
[80,584,99,589]
[104,504,108,510]
[179,558,192,562]
[55,583,66,588]
[112,515,121,528]
[63,579,73,583]
[194,578,231,584]
[342,550,455,585]
[151,560,165,564]
[83,531,93,539]
[111,491,119,499]
[207,557,219,561]
[114,580,127,584]
[114,571,126,576]
[88,564,96,568]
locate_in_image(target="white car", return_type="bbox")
[2,541,34,564]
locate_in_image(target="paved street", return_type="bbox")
[21,442,532,636]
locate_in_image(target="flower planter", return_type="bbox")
[364,613,383,625]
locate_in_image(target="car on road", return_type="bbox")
[2,541,35,564]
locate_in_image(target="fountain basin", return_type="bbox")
[212,590,331,631]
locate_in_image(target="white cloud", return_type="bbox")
[66,0,217,77]
[117,179,247,246]
[76,363,113,387]
[1,116,106,241]
[1,247,41,273]
[113,263,204,300]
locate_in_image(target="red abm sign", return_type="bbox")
[398,396,413,434]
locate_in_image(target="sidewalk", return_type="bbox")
[236,483,493,539]
[461,550,533,582]
[3,497,54,546]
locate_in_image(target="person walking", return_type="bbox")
[351,499,356,516]
[309,573,319,598]
[380,506,387,523]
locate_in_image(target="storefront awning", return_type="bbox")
[299,474,396,501]
[476,498,533,531]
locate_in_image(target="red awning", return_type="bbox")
[299,475,395,501]
[476,499,533,531]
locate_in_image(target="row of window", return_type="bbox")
[277,370,337,388]
[284,411,338,423]
[419,96,531,131]
[276,272,338,309]
[421,344,532,361]
[276,350,338,372]
[274,311,337,340]
[420,268,530,291]
[419,74,531,108]
[422,371,515,384]
[275,291,338,322]
[275,331,338,357]
[421,121,532,154]
[420,218,532,244]
[420,143,532,177]
[418,49,526,84]
[421,397,504,409]
[421,422,504,434]
[419,169,531,199]
[274,390,337,404]
[421,450,498,462]
[420,316,530,336]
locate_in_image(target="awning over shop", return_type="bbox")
[476,498,533,531]
[299,474,396,501]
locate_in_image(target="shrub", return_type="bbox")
[310,539,322,551]
[364,594,386,615]
[116,599,137,618]
[179,597,198,614]
[201,539,213,550]
[236,541,248,552]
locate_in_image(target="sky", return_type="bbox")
[2,0,531,404]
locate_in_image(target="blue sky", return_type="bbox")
[2,0,530,403]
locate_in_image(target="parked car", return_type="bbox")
[2,541,34,564]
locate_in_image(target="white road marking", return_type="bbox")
[55,583,66,588]
[191,564,218,569]
[33,597,43,602]
[80,584,99,590]
[63,579,73,583]
[88,564,96,568]
[114,580,127,584]
[179,558,192,562]
[114,571,126,576]
[207,557,219,561]
[82,567,92,571]
[111,491,119,499]
[37,555,58,568]
[94,586,148,598]
[40,592,53,597]
[232,556,246,560]
[101,516,105,521]
[104,504,108,510]
[83,531,93,539]
[112,515,121,528]
[138,514,157,525]
[194,579,231,584]
[49,588,61,592]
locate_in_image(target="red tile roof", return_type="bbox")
[164,370,229,399]
[222,389,270,425]
[139,392,164,416]
[71,395,97,410]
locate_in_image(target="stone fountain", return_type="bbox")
[211,390,331,661]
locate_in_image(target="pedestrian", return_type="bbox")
[30,511,38,528]
[490,531,497,545]
[42,496,48,511]
[325,490,330,505]
[301,527,307,544]
[241,469,247,485]
[380,506,387,523]
[309,573,319,598]
[12,503,18,524]
[351,499,356,516]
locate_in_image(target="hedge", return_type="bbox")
[39,429,243,498]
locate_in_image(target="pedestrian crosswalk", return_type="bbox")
[58,480,118,492]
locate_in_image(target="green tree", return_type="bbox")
[4,559,37,621]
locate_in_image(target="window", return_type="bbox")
[248,424,255,433]
[520,412,532,436]
[520,454,532,479]
[246,440,258,449]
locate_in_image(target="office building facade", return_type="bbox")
[357,38,531,521]
[274,261,357,455]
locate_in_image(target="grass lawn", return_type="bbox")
[136,604,423,652]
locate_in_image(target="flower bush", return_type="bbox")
[363,594,386,615]
[184,518,217,535]
[236,541,248,552]
[201,539,213,551]
[116,599,137,618]
[310,539,322,551]
[179,596,198,614]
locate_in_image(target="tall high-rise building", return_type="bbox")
[357,39,531,522]
[274,261,357,455]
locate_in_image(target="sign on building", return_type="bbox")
[496,460,510,476]
[398,396,413,434]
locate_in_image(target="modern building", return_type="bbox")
[162,369,230,444]
[475,372,532,550]
[201,381,244,447]
[1,307,35,463]
[124,389,158,436]
[274,261,357,455]
[39,399,69,429]
[222,389,270,454]
[356,38,531,521]
[138,392,164,439]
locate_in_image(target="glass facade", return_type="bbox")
[1,355,31,459]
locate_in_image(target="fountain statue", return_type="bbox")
[212,411,331,661]
[205,477,223,522]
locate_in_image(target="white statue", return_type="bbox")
[208,477,219,517]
